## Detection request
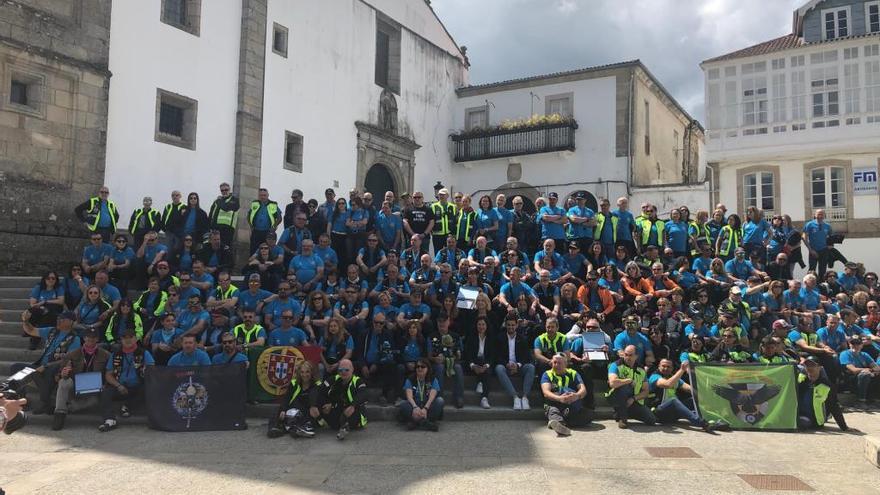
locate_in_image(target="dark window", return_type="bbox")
[870,5,879,33]
[273,31,286,53]
[159,102,184,137]
[10,80,27,106]
[284,131,304,173]
[375,30,390,89]
[163,0,186,25]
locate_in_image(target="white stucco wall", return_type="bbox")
[104,0,243,217]
[450,76,627,201]
[260,0,464,204]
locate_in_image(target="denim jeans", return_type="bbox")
[399,397,445,423]
[494,363,535,398]
[608,384,656,424]
[654,398,704,426]
[433,362,464,400]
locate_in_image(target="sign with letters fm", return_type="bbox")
[853,167,878,196]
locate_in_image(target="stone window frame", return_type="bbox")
[820,6,851,41]
[283,131,304,173]
[802,159,853,224]
[545,92,574,118]
[2,65,47,119]
[154,88,198,150]
[374,14,402,95]
[464,106,488,130]
[736,165,780,215]
[160,0,201,37]
[272,23,289,58]
[866,1,880,34]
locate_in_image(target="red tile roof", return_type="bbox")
[702,34,804,64]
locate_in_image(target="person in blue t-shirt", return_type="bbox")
[93,271,122,311]
[817,314,847,354]
[14,310,82,412]
[319,317,355,377]
[82,233,112,276]
[399,357,444,431]
[612,316,653,366]
[648,359,715,430]
[108,234,135,293]
[614,197,636,253]
[664,209,689,258]
[237,274,274,319]
[268,310,310,346]
[493,195,514,249]
[289,239,325,292]
[803,209,841,279]
[167,334,212,366]
[98,329,155,432]
[538,192,568,244]
[567,193,596,251]
[265,282,303,330]
[376,201,403,253]
[839,336,880,403]
[211,332,249,364]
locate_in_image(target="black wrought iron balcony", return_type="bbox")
[451,120,578,162]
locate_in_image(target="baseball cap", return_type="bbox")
[850,335,864,344]
[438,188,449,196]
[58,310,76,321]
[548,192,559,199]
[574,191,586,200]
[772,319,793,331]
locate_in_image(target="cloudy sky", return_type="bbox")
[432,0,805,121]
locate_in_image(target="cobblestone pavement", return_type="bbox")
[2,411,880,494]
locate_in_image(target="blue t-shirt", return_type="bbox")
[401,338,425,362]
[168,349,212,366]
[99,284,122,304]
[376,211,402,245]
[743,219,769,245]
[612,331,650,360]
[499,282,535,302]
[266,298,303,327]
[151,327,183,346]
[238,289,273,313]
[799,287,821,310]
[614,209,635,241]
[647,372,683,397]
[692,256,712,276]
[289,253,323,283]
[77,301,105,325]
[838,273,859,292]
[399,302,430,320]
[725,259,754,280]
[269,327,309,346]
[533,250,566,270]
[334,300,368,318]
[253,204,271,231]
[475,208,499,233]
[319,334,354,362]
[177,251,194,273]
[143,243,168,262]
[211,352,248,364]
[403,377,441,404]
[817,325,847,350]
[684,323,711,339]
[372,304,400,321]
[673,270,699,290]
[494,207,513,240]
[37,327,81,366]
[105,349,155,386]
[314,246,339,267]
[330,210,350,233]
[567,206,595,239]
[177,309,209,331]
[803,220,832,251]
[665,221,689,253]
[184,209,197,235]
[98,200,112,228]
[347,208,368,234]
[839,350,874,368]
[83,243,112,266]
[538,205,567,240]
[111,247,135,264]
[30,285,64,303]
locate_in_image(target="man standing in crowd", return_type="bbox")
[803,209,847,279]
[74,186,119,242]
[128,196,161,248]
[283,189,309,229]
[496,315,536,410]
[567,192,596,253]
[403,191,435,255]
[541,353,591,436]
[614,197,636,255]
[493,194,514,250]
[208,182,240,248]
[320,188,336,222]
[635,205,664,254]
[322,358,367,440]
[537,192,567,247]
[248,188,282,255]
[430,188,456,255]
[162,190,186,253]
[594,198,617,255]
[510,196,535,255]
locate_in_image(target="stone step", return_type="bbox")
[0,288,33,298]
[0,276,39,289]
[0,308,24,320]
[0,321,25,335]
[0,346,41,363]
[0,298,30,310]
[0,360,17,380]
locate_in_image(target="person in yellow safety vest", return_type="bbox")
[454,195,477,251]
[797,356,847,430]
[74,186,119,242]
[533,317,570,375]
[321,359,367,440]
[647,359,719,431]
[209,182,240,247]
[688,210,711,257]
[606,344,657,428]
[593,198,618,255]
[269,360,323,438]
[127,196,162,248]
[540,353,592,436]
[635,206,664,255]
[715,213,743,261]
[431,188,457,255]
[162,190,186,253]
[248,188,282,255]
[231,309,267,350]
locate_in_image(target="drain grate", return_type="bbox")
[737,474,813,491]
[644,447,701,458]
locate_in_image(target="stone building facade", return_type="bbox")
[0,0,111,273]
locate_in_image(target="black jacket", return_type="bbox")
[197,244,233,272]
[175,206,209,240]
[283,202,310,229]
[463,333,494,368]
[493,332,533,367]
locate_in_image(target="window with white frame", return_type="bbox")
[724,66,736,77]
[771,58,785,70]
[866,60,880,112]
[822,7,850,40]
[866,44,880,57]
[791,71,807,120]
[844,47,859,60]
[464,107,488,131]
[724,81,738,128]
[545,94,573,117]
[707,83,722,129]
[811,67,839,117]
[772,73,786,122]
[743,171,775,211]
[742,76,768,126]
[867,2,880,33]
[810,166,846,209]
[708,68,720,80]
[844,63,860,114]
[791,55,805,67]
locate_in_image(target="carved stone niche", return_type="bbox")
[355,121,420,196]
[378,89,398,133]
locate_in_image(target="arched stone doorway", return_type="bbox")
[490,182,541,214]
[364,163,396,200]
[568,190,598,211]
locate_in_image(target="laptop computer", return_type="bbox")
[74,371,103,396]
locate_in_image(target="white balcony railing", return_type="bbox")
[826,207,848,221]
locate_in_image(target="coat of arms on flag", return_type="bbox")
[256,346,305,396]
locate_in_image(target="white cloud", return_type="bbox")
[432,0,806,121]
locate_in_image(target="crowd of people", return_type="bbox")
[11,181,875,438]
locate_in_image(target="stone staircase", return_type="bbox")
[0,276,614,423]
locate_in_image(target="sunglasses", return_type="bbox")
[415,365,428,369]
[91,237,103,241]
[585,325,600,330]
[115,239,126,243]
[338,368,351,372]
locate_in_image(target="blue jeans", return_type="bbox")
[433,363,464,400]
[654,398,704,426]
[399,396,445,422]
[494,363,535,398]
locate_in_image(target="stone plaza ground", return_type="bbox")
[2,411,880,494]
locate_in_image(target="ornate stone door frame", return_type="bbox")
[355,121,419,196]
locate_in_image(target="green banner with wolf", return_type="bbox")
[691,363,798,430]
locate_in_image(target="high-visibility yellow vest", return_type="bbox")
[689,221,710,255]
[639,219,665,247]
[455,209,477,242]
[86,197,119,231]
[594,213,618,243]
[129,208,161,235]
[431,201,457,235]
[537,332,566,358]
[162,202,185,227]
[798,373,830,426]
[606,363,646,404]
[232,323,264,344]
[210,196,239,228]
[545,368,579,393]
[248,201,280,227]
[718,225,742,256]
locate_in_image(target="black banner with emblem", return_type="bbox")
[145,363,248,432]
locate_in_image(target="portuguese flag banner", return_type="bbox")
[246,345,322,402]
[691,363,798,430]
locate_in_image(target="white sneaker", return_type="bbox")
[513,397,522,410]
[480,397,491,409]
[475,382,483,394]
[521,397,530,410]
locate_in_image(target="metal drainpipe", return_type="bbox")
[626,70,635,196]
